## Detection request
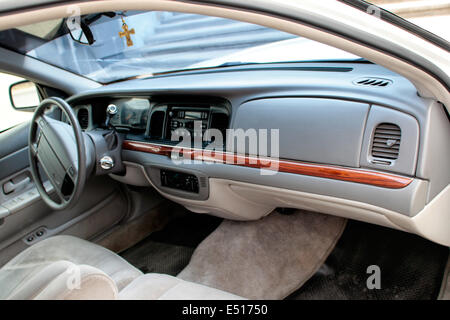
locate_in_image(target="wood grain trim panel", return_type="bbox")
[123,140,413,189]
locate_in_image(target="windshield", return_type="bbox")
[0,11,361,83]
[0,5,447,84]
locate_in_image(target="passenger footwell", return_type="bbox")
[289,220,449,300]
[178,210,347,299]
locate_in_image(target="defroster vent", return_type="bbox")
[354,77,392,87]
[371,123,401,160]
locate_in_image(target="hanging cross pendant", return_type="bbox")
[119,17,135,47]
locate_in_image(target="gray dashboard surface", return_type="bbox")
[68,63,431,169]
[68,62,427,117]
[232,98,369,167]
[68,62,434,175]
[67,62,448,215]
[68,63,429,120]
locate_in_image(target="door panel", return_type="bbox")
[0,122,129,266]
[0,122,29,181]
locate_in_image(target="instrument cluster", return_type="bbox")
[109,97,150,131]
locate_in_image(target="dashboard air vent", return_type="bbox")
[354,77,392,87]
[150,111,165,139]
[199,177,207,189]
[77,108,89,129]
[371,123,401,160]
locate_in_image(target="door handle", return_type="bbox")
[3,177,31,195]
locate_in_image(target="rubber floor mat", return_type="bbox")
[288,220,449,300]
[120,212,222,275]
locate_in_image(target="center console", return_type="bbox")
[105,96,230,201]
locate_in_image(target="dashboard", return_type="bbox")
[66,62,450,245]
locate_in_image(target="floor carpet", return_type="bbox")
[120,212,222,275]
[120,211,448,299]
[288,220,449,300]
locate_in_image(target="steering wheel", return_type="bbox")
[28,97,87,210]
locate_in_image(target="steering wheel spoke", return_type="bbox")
[46,175,64,201]
[35,153,65,202]
[30,143,38,156]
[54,186,69,205]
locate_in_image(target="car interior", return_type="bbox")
[0,1,448,300]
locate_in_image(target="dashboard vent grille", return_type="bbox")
[77,108,89,129]
[199,177,207,188]
[371,123,401,160]
[354,77,392,87]
[150,111,165,139]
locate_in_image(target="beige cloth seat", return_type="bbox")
[0,235,242,300]
[119,274,243,300]
[0,236,143,299]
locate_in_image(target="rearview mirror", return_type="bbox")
[9,81,41,111]
[66,18,95,45]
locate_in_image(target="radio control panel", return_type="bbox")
[168,108,209,138]
[147,100,230,145]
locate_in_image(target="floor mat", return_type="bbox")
[287,220,449,300]
[439,256,450,300]
[120,212,222,276]
[178,210,347,299]
[120,241,194,276]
